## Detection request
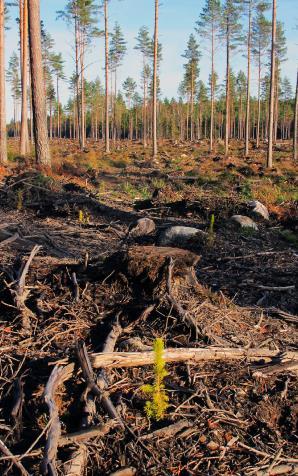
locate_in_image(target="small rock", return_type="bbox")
[129,218,156,238]
[231,215,258,231]
[247,200,269,220]
[158,226,207,248]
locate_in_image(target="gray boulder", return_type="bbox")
[129,218,156,238]
[231,215,258,231]
[158,226,207,248]
[247,200,269,220]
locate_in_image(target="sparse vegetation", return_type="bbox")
[141,338,169,421]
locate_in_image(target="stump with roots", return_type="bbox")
[100,245,201,299]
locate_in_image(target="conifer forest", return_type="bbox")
[0,1,297,475]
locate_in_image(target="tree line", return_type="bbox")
[0,0,297,169]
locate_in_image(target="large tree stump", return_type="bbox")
[100,245,200,300]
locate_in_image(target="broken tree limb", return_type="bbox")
[139,419,193,441]
[90,347,298,370]
[58,421,117,447]
[76,341,124,429]
[11,245,42,332]
[0,438,30,476]
[41,364,74,476]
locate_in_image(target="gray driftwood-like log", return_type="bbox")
[90,347,298,370]
[11,244,41,331]
[41,364,74,476]
[77,340,124,428]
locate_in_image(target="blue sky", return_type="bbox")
[5,0,298,120]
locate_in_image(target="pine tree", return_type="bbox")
[196,0,221,151]
[252,2,271,147]
[7,52,21,136]
[294,69,298,162]
[267,0,276,168]
[152,0,159,159]
[28,0,51,166]
[0,0,7,163]
[182,34,200,142]
[110,22,127,142]
[221,0,242,156]
[20,0,30,155]
[135,26,152,147]
[57,0,99,149]
[50,53,65,138]
[123,76,137,140]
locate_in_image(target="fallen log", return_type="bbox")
[89,347,298,370]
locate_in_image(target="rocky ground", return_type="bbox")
[0,140,297,475]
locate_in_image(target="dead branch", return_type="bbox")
[41,364,74,476]
[77,340,124,428]
[0,438,29,476]
[139,419,193,441]
[59,421,117,446]
[90,347,298,370]
[11,245,42,332]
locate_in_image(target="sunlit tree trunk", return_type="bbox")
[225,21,230,157]
[294,69,298,162]
[20,0,30,155]
[104,0,110,153]
[267,0,276,169]
[0,0,7,164]
[256,48,261,148]
[245,0,252,156]
[28,0,51,166]
[210,24,215,152]
[152,0,159,158]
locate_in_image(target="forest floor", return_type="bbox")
[0,139,297,475]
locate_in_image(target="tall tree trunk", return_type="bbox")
[57,75,60,139]
[225,20,230,157]
[267,0,276,169]
[80,40,85,149]
[294,69,298,162]
[0,0,7,164]
[245,1,252,157]
[190,68,194,142]
[143,59,147,148]
[104,0,110,153]
[256,50,261,148]
[152,0,159,158]
[20,0,30,155]
[75,13,81,148]
[210,25,215,152]
[28,0,51,166]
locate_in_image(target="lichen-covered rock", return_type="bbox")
[158,226,207,248]
[231,215,258,231]
[247,200,269,220]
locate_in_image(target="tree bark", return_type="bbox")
[225,20,230,157]
[104,0,110,153]
[256,49,261,148]
[20,0,30,155]
[28,0,51,166]
[152,0,159,158]
[294,69,298,162]
[267,0,276,169]
[210,25,215,152]
[245,1,252,157]
[0,0,7,164]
